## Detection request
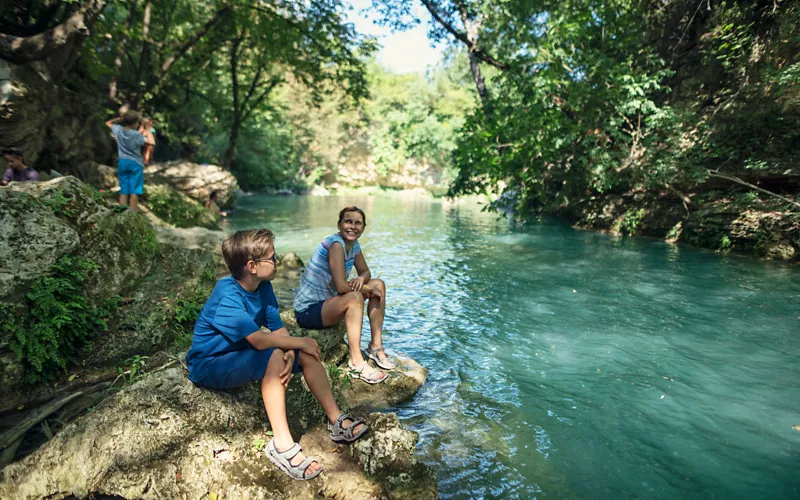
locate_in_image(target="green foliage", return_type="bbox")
[249,435,268,456]
[8,255,117,383]
[173,295,204,324]
[118,355,149,385]
[145,185,218,229]
[720,235,732,251]
[622,209,647,235]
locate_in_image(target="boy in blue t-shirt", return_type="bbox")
[187,229,369,480]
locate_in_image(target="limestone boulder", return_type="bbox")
[281,310,349,365]
[144,183,220,229]
[0,367,436,499]
[144,161,238,209]
[342,355,428,411]
[0,187,79,300]
[0,60,54,167]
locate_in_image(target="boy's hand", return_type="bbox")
[300,338,321,362]
[279,350,295,387]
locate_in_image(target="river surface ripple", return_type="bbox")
[228,195,800,500]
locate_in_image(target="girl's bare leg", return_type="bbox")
[119,194,129,206]
[365,279,389,362]
[321,291,367,365]
[262,349,321,475]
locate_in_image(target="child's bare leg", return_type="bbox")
[365,279,388,360]
[321,292,367,365]
[129,194,139,212]
[262,349,320,475]
[298,351,364,434]
[119,194,129,206]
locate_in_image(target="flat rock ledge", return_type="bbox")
[0,366,436,499]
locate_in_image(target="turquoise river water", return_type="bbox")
[227,194,800,499]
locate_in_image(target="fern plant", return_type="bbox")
[9,255,117,383]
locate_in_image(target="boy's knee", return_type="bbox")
[297,350,318,366]
[264,349,286,376]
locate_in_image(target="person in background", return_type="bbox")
[205,191,228,217]
[1,149,39,186]
[139,117,156,165]
[105,110,155,212]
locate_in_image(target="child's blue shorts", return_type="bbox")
[195,347,301,390]
[117,158,144,195]
[295,300,327,330]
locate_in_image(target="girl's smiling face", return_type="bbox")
[338,211,365,242]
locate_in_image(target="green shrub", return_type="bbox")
[6,255,119,383]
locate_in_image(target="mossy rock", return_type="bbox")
[280,309,349,365]
[144,183,220,230]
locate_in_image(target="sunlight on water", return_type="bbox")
[229,195,800,499]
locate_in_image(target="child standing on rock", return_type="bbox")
[294,206,395,384]
[186,229,368,480]
[105,110,155,212]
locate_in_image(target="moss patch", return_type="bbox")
[145,184,220,229]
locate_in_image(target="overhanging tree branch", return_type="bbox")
[0,0,107,64]
[419,0,509,70]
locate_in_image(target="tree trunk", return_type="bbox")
[222,36,243,169]
[0,0,108,64]
[458,5,492,115]
[108,0,139,103]
[130,0,152,108]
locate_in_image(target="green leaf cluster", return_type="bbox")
[3,255,120,384]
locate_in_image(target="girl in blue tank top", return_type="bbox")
[294,206,394,384]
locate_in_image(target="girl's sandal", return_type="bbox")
[328,413,369,443]
[365,345,396,370]
[347,360,388,384]
[266,439,322,480]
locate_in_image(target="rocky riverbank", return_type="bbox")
[557,186,800,263]
[0,176,436,498]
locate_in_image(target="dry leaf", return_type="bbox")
[68,374,77,382]
[572,289,577,293]
[17,405,24,410]
[792,424,800,431]
[660,395,665,399]
[209,493,219,500]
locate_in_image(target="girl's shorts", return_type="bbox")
[295,300,327,330]
[195,347,301,390]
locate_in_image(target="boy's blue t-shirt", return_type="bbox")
[186,276,284,383]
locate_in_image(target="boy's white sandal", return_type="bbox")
[364,345,396,370]
[266,439,322,480]
[347,360,388,384]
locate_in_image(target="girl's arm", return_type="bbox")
[105,117,121,129]
[328,242,353,294]
[353,252,371,283]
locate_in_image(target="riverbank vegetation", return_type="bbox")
[1,0,798,258]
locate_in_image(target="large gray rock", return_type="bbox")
[0,60,54,167]
[0,187,79,299]
[144,161,239,209]
[0,367,436,499]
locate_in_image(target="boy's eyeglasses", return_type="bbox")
[254,255,278,266]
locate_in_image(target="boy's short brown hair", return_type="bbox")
[222,229,275,279]
[121,110,142,127]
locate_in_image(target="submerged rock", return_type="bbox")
[0,367,436,499]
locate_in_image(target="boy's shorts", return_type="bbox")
[295,300,327,329]
[117,159,144,195]
[196,347,301,390]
